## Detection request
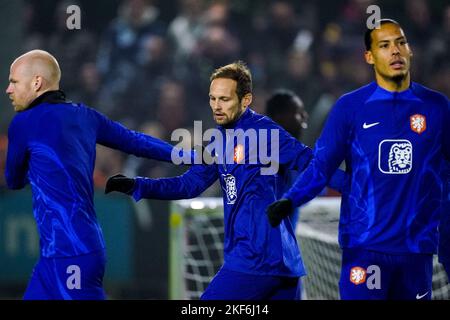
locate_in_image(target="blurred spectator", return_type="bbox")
[423,4,450,96]
[275,47,321,111]
[96,0,167,118]
[194,24,240,69]
[70,62,102,107]
[403,0,432,47]
[156,80,189,139]
[262,1,314,81]
[168,0,205,67]
[114,34,173,128]
[47,1,98,95]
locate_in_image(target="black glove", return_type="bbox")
[266,198,293,227]
[105,174,135,195]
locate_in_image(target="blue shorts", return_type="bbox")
[200,267,301,300]
[23,250,106,300]
[339,248,433,300]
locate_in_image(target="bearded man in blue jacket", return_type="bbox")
[106,61,346,299]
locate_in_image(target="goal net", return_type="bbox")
[169,197,449,300]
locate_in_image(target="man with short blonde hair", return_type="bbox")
[5,49,189,300]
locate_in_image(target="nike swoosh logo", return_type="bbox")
[416,292,428,299]
[363,122,380,129]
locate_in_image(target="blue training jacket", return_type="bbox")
[133,108,313,277]
[5,91,183,258]
[284,82,450,254]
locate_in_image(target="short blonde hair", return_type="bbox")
[210,61,252,101]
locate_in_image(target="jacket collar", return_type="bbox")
[27,90,67,110]
[218,107,253,130]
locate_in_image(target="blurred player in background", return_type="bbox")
[265,89,309,227]
[106,61,345,300]
[5,49,190,300]
[267,19,449,300]
[264,90,308,300]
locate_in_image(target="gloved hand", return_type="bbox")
[105,174,135,195]
[266,198,293,227]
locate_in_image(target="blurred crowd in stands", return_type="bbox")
[0,0,448,191]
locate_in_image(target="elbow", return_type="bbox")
[189,189,204,199]
[182,184,206,199]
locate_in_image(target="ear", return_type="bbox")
[32,75,43,92]
[241,93,252,108]
[364,50,374,65]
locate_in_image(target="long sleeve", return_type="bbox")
[5,116,29,189]
[327,169,349,194]
[93,109,190,163]
[132,164,218,201]
[275,120,350,194]
[276,124,312,172]
[284,97,351,207]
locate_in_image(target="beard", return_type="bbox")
[391,73,407,85]
[216,108,245,127]
[377,67,409,90]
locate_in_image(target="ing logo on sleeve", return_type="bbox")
[378,139,413,174]
[222,174,237,205]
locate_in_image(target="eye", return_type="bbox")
[379,43,389,49]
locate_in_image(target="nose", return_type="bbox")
[212,100,221,111]
[6,83,13,94]
[391,44,400,55]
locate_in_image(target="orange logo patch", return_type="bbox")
[350,266,367,285]
[410,114,426,134]
[234,144,244,163]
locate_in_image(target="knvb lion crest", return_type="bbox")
[410,114,426,134]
